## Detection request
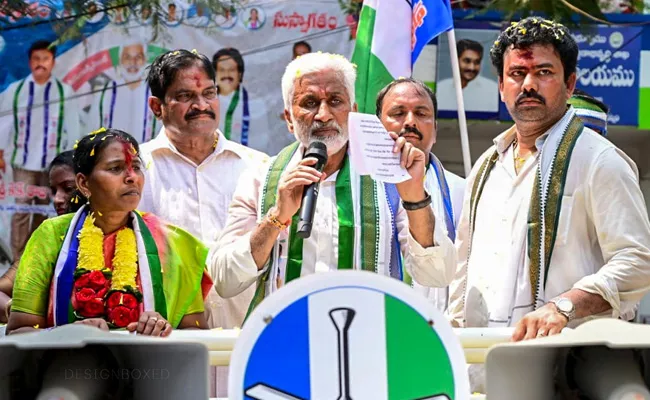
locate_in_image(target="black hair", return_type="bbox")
[28,40,56,58]
[293,41,312,54]
[457,39,483,59]
[48,150,74,175]
[375,78,438,119]
[212,48,245,80]
[490,17,578,83]
[168,3,176,9]
[73,128,140,176]
[146,49,215,100]
[68,128,141,213]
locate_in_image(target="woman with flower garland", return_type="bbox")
[6,128,212,335]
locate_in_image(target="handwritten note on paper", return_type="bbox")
[348,112,410,184]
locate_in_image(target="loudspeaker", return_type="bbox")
[0,324,209,400]
[485,319,650,400]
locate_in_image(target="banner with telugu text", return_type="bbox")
[0,0,357,267]
[432,22,643,126]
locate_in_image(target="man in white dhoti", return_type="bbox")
[376,78,465,312]
[447,17,650,340]
[210,52,456,313]
[92,42,157,143]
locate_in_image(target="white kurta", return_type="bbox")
[437,75,500,113]
[90,79,157,143]
[210,143,457,300]
[447,108,650,330]
[413,161,466,312]
[0,75,80,171]
[138,130,269,330]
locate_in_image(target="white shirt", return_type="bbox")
[138,129,269,329]
[413,161,466,312]
[447,110,650,330]
[0,75,80,171]
[210,144,457,300]
[437,75,499,113]
[90,79,157,143]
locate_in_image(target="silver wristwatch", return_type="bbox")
[551,298,576,322]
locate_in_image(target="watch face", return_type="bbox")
[556,299,573,312]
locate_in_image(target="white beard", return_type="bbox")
[117,65,145,87]
[293,117,349,156]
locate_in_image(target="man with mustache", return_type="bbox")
[376,78,465,312]
[437,39,499,113]
[211,52,456,321]
[212,48,254,147]
[138,50,268,342]
[91,42,158,143]
[446,19,650,391]
[0,40,80,264]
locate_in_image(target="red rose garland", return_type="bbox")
[72,213,142,327]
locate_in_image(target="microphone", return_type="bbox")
[296,141,328,239]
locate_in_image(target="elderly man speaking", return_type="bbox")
[210,52,456,313]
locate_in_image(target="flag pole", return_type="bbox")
[446,29,472,177]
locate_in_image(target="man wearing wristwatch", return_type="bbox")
[446,17,650,347]
[210,52,457,315]
[446,19,650,393]
[376,78,466,312]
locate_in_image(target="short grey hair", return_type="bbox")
[281,52,356,111]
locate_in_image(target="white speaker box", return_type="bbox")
[485,319,650,400]
[0,324,209,400]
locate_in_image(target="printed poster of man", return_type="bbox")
[436,27,500,115]
[188,3,211,27]
[0,40,80,265]
[213,47,267,148]
[0,1,354,272]
[214,7,237,29]
[84,1,105,24]
[162,2,184,27]
[108,5,130,25]
[89,41,159,143]
[137,5,154,25]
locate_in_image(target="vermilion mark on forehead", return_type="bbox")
[511,48,534,60]
[119,139,135,174]
[193,74,202,87]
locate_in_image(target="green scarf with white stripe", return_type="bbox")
[246,142,382,317]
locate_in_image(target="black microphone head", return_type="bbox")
[305,141,328,164]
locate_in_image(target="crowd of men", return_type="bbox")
[2,17,650,395]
